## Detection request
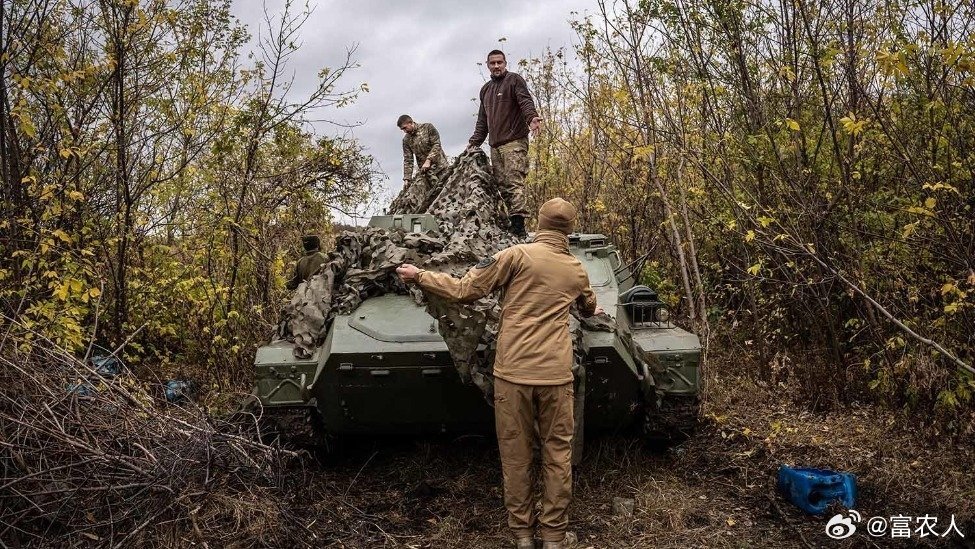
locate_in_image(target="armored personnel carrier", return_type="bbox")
[252,213,700,446]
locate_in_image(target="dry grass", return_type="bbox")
[2,331,972,547]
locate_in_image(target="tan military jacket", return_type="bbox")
[402,122,447,181]
[416,230,598,385]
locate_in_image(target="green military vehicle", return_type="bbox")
[252,214,700,446]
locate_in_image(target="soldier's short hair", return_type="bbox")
[396,114,412,128]
[487,49,506,61]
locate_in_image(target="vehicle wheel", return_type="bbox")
[257,406,325,449]
[643,394,699,446]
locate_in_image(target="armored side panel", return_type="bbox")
[253,340,323,406]
[312,295,494,434]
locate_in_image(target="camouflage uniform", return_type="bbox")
[490,137,529,217]
[403,122,448,199]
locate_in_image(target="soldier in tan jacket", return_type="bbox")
[397,198,601,549]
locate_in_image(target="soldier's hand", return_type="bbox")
[396,263,420,282]
[403,177,411,187]
[529,116,543,136]
[466,144,481,154]
[421,159,432,172]
[595,306,606,316]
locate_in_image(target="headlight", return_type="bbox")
[657,308,670,322]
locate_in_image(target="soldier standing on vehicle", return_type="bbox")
[467,49,542,239]
[397,198,602,549]
[285,235,327,290]
[399,114,448,198]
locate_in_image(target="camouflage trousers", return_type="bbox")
[490,137,529,217]
[494,377,574,543]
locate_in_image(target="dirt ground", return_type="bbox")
[266,369,974,548]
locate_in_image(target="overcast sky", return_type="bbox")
[230,0,595,223]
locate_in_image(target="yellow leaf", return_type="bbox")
[59,148,72,159]
[52,229,72,243]
[785,118,800,131]
[902,222,918,239]
[747,263,762,276]
[922,182,960,195]
[924,197,936,209]
[896,57,909,75]
[839,112,869,136]
[68,190,84,201]
[941,282,956,295]
[905,206,934,217]
[53,282,69,301]
[20,118,37,139]
[633,144,655,161]
[745,230,756,242]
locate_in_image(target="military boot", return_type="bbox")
[514,536,535,549]
[541,531,575,548]
[509,215,527,238]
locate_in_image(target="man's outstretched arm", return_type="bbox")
[397,251,516,303]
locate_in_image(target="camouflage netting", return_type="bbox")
[278,149,612,397]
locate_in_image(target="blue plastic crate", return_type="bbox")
[777,465,856,515]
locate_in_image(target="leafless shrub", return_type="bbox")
[0,322,306,548]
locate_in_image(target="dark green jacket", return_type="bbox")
[287,250,327,290]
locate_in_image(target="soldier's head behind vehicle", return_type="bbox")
[537,197,576,235]
[301,235,321,253]
[397,114,416,133]
[486,49,507,77]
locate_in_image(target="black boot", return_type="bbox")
[509,215,526,238]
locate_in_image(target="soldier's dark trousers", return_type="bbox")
[490,137,529,217]
[493,377,574,543]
